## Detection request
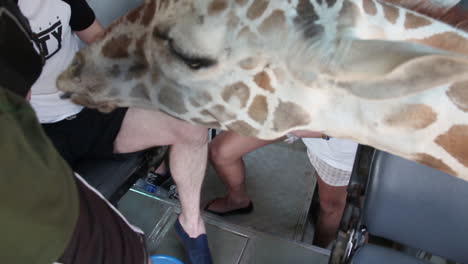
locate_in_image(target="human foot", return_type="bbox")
[174,218,212,264]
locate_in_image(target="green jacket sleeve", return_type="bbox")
[0,88,79,264]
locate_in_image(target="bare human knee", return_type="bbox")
[209,137,240,167]
[318,191,347,215]
[175,123,209,148]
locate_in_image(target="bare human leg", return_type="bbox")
[313,175,348,248]
[207,131,281,214]
[114,108,209,238]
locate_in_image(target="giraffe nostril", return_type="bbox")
[60,92,74,99]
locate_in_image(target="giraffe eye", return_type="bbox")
[168,39,216,70]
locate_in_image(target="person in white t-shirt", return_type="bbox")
[207,131,357,248]
[17,0,212,263]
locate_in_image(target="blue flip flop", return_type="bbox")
[174,218,213,264]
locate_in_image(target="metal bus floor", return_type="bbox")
[119,190,329,264]
[118,140,329,263]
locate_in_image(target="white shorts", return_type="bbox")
[307,150,352,187]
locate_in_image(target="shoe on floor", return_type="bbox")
[174,218,213,264]
[204,198,254,216]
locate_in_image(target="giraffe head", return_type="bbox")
[57,0,352,139]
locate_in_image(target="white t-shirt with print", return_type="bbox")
[18,0,83,123]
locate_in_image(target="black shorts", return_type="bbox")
[42,107,128,168]
[58,174,148,264]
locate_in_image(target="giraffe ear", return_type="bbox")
[333,39,468,99]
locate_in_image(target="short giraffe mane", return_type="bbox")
[388,0,468,31]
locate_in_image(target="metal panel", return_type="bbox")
[120,191,329,263]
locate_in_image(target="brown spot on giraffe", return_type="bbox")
[385,104,437,130]
[447,80,468,112]
[227,12,240,29]
[208,0,228,15]
[158,87,188,114]
[383,3,399,24]
[404,13,432,29]
[190,91,213,107]
[436,125,468,167]
[316,0,337,6]
[247,0,269,20]
[135,33,147,58]
[254,71,275,93]
[294,0,323,38]
[141,0,156,26]
[126,34,149,80]
[126,4,143,23]
[83,81,104,94]
[130,83,151,101]
[190,99,201,108]
[191,118,222,129]
[238,57,260,70]
[258,10,286,36]
[152,26,169,42]
[206,105,236,122]
[126,58,149,80]
[237,26,257,43]
[410,32,468,56]
[222,82,250,108]
[151,70,159,84]
[325,0,337,6]
[363,0,377,16]
[415,153,457,176]
[273,101,311,132]
[69,52,85,78]
[235,0,248,6]
[338,1,360,29]
[273,68,286,84]
[248,95,268,124]
[102,35,132,59]
[227,120,260,137]
[148,62,161,84]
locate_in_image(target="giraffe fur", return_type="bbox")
[56,0,468,181]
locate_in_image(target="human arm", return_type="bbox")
[75,19,105,44]
[63,0,105,44]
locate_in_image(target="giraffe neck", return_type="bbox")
[276,0,468,179]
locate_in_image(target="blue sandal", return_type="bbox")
[174,218,213,264]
